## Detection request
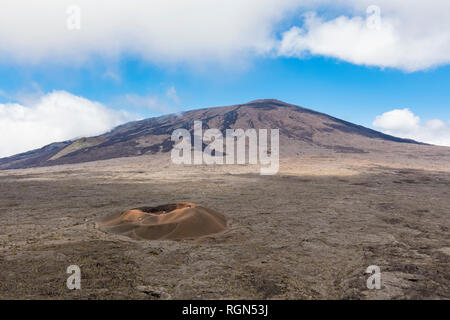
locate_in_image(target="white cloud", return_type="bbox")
[0,91,133,158]
[373,109,420,132]
[278,0,450,71]
[0,0,300,66]
[102,70,121,83]
[166,86,180,104]
[1,1,448,71]
[373,108,450,146]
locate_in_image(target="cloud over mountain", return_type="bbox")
[0,91,132,157]
[373,108,450,146]
[1,1,449,71]
[278,0,450,71]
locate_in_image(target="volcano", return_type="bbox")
[0,99,425,170]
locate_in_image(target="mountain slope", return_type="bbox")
[0,99,424,170]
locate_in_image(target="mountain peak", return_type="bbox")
[243,99,294,107]
[0,100,424,170]
[246,98,289,104]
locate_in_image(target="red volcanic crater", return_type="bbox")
[96,203,227,240]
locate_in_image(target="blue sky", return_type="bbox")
[0,0,450,156]
[2,56,449,127]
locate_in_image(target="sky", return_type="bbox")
[1,0,450,157]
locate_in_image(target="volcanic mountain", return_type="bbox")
[0,99,432,170]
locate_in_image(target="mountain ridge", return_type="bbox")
[0,99,426,170]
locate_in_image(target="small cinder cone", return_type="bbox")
[96,203,227,240]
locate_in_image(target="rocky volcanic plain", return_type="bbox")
[0,153,449,299]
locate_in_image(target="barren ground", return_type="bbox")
[0,154,449,299]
